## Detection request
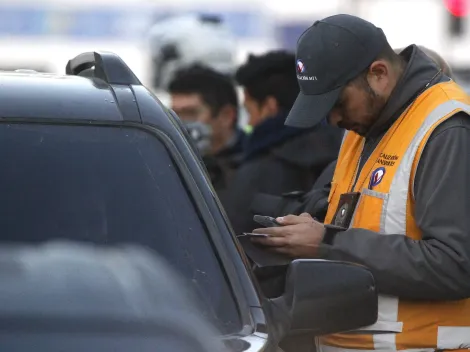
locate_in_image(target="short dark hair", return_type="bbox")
[168,65,239,117]
[235,51,299,111]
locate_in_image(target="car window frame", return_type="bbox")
[166,109,249,240]
[0,118,255,337]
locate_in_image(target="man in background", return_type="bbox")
[226,50,342,236]
[168,65,245,198]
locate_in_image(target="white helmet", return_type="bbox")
[147,14,238,91]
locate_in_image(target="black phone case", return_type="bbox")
[237,235,291,267]
[253,215,281,228]
[331,192,361,228]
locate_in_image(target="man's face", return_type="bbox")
[171,93,213,125]
[328,62,393,136]
[328,79,386,136]
[170,93,234,154]
[243,90,276,127]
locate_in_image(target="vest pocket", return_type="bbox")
[350,188,389,233]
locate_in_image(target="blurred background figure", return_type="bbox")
[1,0,469,94]
[224,50,342,235]
[168,65,246,198]
[395,45,455,79]
[419,46,456,78]
[0,241,226,352]
[146,14,238,105]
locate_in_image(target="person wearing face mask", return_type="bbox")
[225,50,342,236]
[168,65,245,200]
[250,14,470,351]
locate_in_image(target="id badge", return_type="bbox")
[332,192,361,229]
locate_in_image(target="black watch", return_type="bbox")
[322,224,347,245]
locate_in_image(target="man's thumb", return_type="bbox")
[276,213,312,225]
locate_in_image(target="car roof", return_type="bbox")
[0,72,125,121]
[0,51,208,167]
[0,52,160,123]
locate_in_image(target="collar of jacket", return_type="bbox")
[216,128,246,158]
[242,111,310,161]
[365,44,445,139]
[214,128,246,168]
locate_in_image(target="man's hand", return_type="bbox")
[251,213,326,258]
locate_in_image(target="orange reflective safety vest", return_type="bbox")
[320,81,470,352]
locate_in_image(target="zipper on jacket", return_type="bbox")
[350,137,378,192]
[348,139,365,192]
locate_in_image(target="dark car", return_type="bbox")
[0,52,378,352]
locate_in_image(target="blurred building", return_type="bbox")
[0,0,467,88]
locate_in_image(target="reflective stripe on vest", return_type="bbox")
[385,100,470,235]
[342,100,470,350]
[374,100,470,350]
[321,84,470,351]
[340,130,348,149]
[347,100,470,232]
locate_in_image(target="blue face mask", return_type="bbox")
[183,121,213,156]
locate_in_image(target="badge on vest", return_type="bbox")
[369,167,386,190]
[332,192,361,229]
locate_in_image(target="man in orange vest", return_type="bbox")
[252,14,470,351]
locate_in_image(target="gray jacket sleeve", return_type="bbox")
[323,112,470,300]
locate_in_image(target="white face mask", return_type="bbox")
[183,121,213,156]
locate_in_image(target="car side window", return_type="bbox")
[0,123,241,334]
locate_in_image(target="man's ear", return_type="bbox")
[367,60,391,94]
[217,104,237,128]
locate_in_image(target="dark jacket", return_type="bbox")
[250,159,338,221]
[205,128,246,205]
[322,45,470,300]
[224,111,342,236]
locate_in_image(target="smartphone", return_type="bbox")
[237,232,269,238]
[253,215,281,228]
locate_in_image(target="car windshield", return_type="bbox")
[0,123,241,334]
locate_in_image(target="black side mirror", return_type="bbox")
[269,259,377,339]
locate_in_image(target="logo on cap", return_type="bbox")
[296,59,305,74]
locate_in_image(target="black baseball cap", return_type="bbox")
[285,14,387,128]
